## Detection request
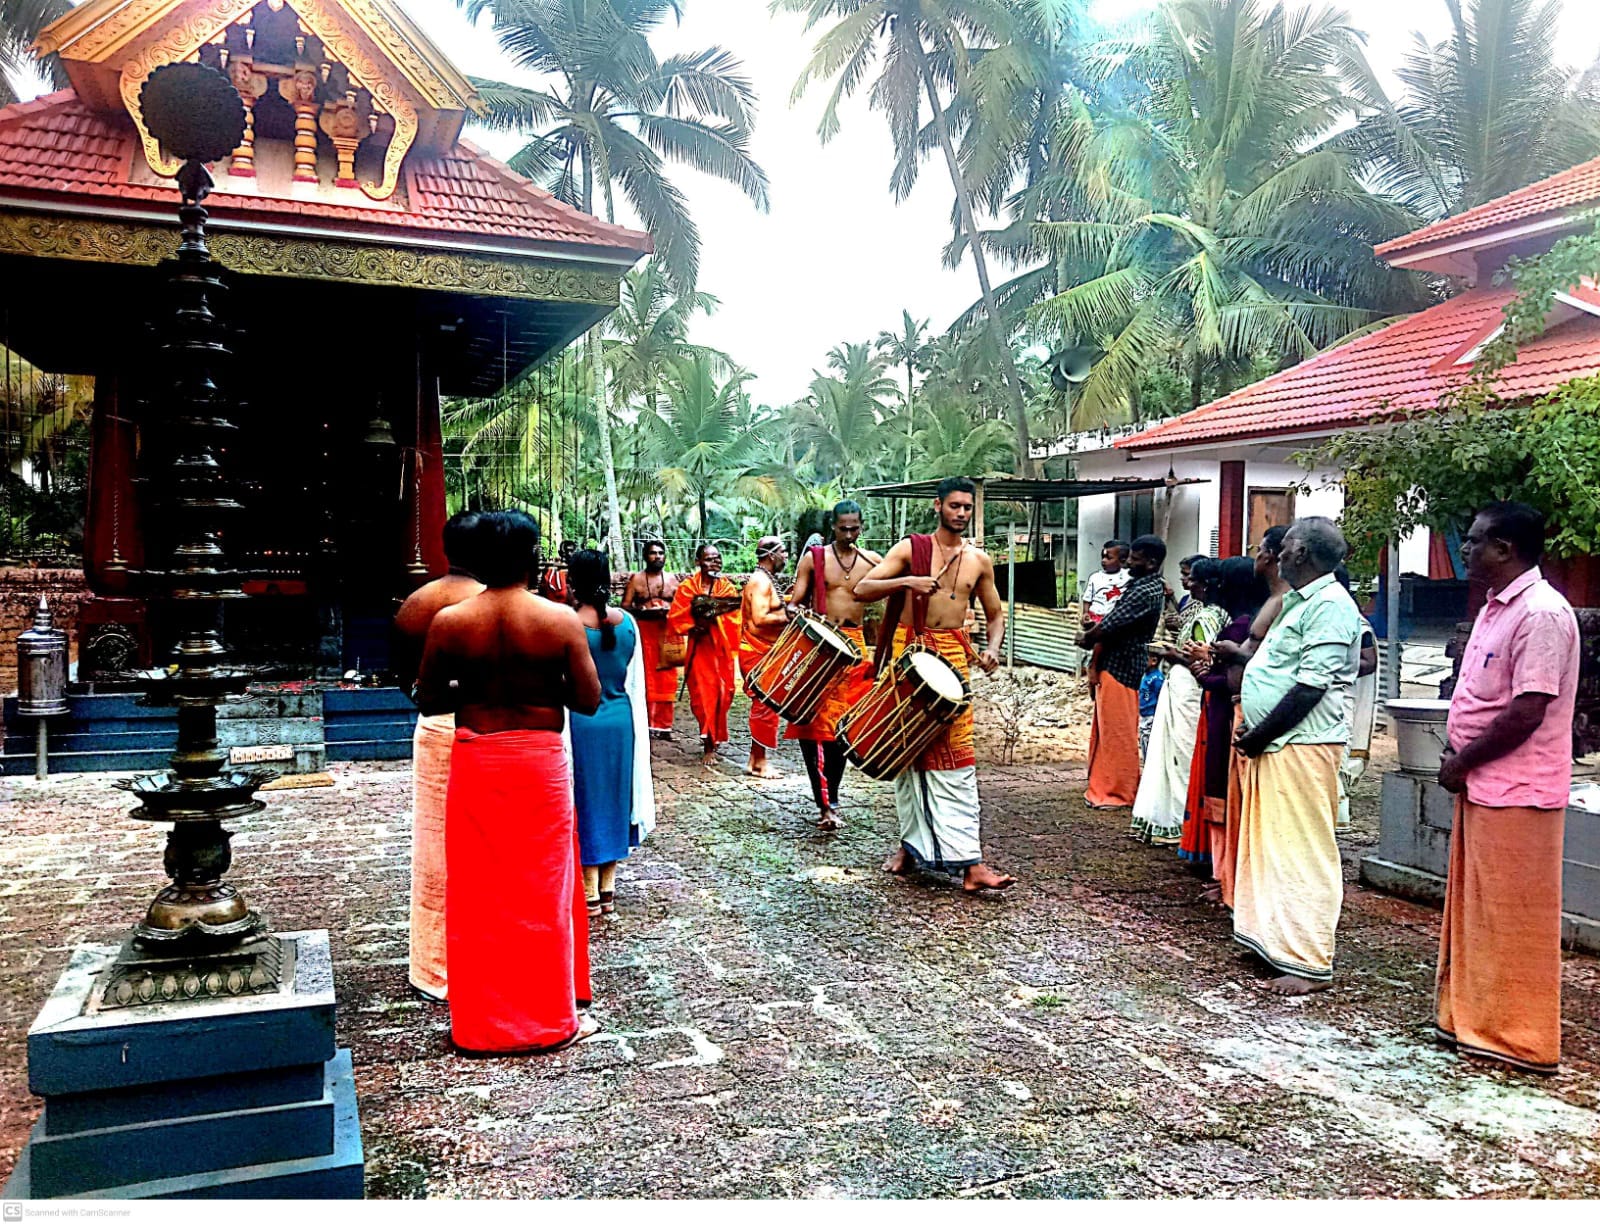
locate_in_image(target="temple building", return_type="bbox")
[1,0,651,692]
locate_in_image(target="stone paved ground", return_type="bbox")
[2,695,1599,1198]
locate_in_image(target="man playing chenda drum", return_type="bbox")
[786,500,882,832]
[855,477,1016,893]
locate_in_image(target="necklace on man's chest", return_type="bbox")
[934,542,965,599]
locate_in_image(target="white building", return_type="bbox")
[1038,153,1600,616]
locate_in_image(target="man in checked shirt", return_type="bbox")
[1078,535,1169,809]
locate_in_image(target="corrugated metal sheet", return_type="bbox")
[972,604,1086,672]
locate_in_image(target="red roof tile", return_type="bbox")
[1116,286,1600,452]
[0,90,651,258]
[1375,156,1600,261]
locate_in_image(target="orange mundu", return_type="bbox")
[668,573,741,743]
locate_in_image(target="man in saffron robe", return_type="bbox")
[392,510,485,1002]
[623,540,680,738]
[786,500,882,831]
[1232,517,1360,996]
[1436,502,1578,1074]
[669,542,742,767]
[740,535,789,778]
[1078,535,1167,809]
[856,476,1015,894]
[417,509,602,1055]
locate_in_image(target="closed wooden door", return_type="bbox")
[1247,488,1295,552]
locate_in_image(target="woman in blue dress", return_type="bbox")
[567,549,655,919]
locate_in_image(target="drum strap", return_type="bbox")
[810,544,828,615]
[872,533,932,676]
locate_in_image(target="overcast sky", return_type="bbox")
[398,0,1600,406]
[16,0,1600,405]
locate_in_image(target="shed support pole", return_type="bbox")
[1007,518,1017,670]
[1386,538,1403,701]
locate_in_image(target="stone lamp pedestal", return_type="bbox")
[4,931,362,1198]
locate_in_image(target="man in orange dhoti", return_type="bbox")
[1436,502,1579,1074]
[623,540,681,737]
[392,510,486,1001]
[417,510,602,1054]
[739,536,789,778]
[668,542,742,767]
[1078,536,1168,809]
[785,500,882,831]
[856,477,1015,894]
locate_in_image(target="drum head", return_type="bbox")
[807,618,852,654]
[906,649,965,700]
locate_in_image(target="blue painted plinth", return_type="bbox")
[3,931,364,1199]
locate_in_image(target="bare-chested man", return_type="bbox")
[417,510,601,1055]
[623,540,681,738]
[855,477,1016,893]
[739,536,789,779]
[391,510,485,1002]
[785,500,883,830]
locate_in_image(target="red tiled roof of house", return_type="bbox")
[1116,286,1600,452]
[1374,156,1600,261]
[0,90,651,257]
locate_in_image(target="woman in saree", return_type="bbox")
[1130,559,1226,845]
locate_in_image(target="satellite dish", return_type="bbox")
[1047,344,1097,389]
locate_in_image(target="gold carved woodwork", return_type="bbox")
[318,95,366,188]
[113,0,421,200]
[42,0,479,117]
[278,67,321,183]
[0,210,622,305]
[227,55,268,178]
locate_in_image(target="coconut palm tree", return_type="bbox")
[458,0,771,562]
[1023,0,1427,425]
[608,262,720,415]
[461,0,770,289]
[790,341,897,488]
[1,0,69,107]
[643,353,774,541]
[777,0,1041,474]
[875,310,928,473]
[912,394,1014,477]
[1340,0,1600,222]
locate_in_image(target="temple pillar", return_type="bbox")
[402,346,446,583]
[1218,460,1246,558]
[84,370,142,595]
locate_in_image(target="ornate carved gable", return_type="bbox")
[36,0,483,202]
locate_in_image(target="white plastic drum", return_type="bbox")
[906,649,965,701]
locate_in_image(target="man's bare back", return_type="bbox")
[418,589,599,732]
[394,575,484,694]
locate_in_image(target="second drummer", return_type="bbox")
[785,500,883,831]
[739,536,789,779]
[854,477,1017,893]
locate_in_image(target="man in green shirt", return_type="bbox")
[1231,517,1361,995]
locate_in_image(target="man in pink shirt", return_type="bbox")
[1437,502,1579,1074]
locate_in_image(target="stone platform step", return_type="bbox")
[3,688,416,775]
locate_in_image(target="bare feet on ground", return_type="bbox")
[883,846,910,874]
[817,807,843,832]
[701,737,717,768]
[746,757,782,779]
[1263,974,1330,997]
[1200,883,1224,904]
[963,862,1017,893]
